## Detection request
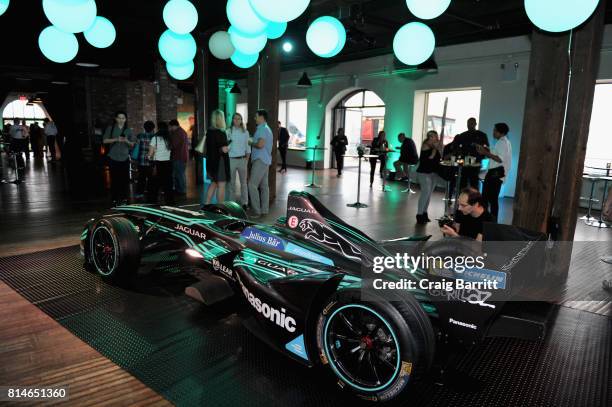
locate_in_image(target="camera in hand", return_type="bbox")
[437,215,455,228]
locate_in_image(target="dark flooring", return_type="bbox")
[1,153,610,254]
[0,246,610,407]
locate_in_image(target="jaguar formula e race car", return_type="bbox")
[80,191,553,403]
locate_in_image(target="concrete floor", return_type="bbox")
[0,153,609,256]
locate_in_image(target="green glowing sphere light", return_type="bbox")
[266,21,287,40]
[167,61,194,80]
[306,16,346,58]
[84,16,116,48]
[158,30,197,65]
[393,22,435,65]
[231,50,259,69]
[39,25,79,63]
[163,0,198,34]
[42,0,97,34]
[229,26,267,55]
[524,0,599,33]
[405,0,451,20]
[227,0,268,36]
[249,0,310,23]
[0,0,10,16]
[209,31,235,60]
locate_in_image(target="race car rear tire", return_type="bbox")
[89,217,140,283]
[315,290,434,403]
[201,201,247,219]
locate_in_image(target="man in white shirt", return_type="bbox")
[9,119,27,168]
[477,122,512,222]
[43,118,59,160]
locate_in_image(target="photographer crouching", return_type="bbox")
[440,188,493,241]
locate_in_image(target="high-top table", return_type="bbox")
[440,159,482,213]
[344,153,378,208]
[305,146,327,188]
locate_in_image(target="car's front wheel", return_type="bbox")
[315,290,434,403]
[89,217,140,283]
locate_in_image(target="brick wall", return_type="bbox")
[155,62,179,123]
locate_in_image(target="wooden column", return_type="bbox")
[247,43,281,201]
[551,0,606,241]
[512,32,570,233]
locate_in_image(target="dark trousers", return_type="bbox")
[482,174,503,221]
[137,165,152,195]
[334,151,344,175]
[109,159,130,203]
[462,167,480,189]
[369,156,386,185]
[148,161,175,205]
[279,147,287,170]
[47,135,56,159]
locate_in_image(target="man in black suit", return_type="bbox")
[453,117,489,189]
[278,121,290,173]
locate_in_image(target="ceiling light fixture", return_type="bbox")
[282,41,293,53]
[76,62,100,68]
[297,72,312,88]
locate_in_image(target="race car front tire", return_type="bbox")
[89,217,140,283]
[315,290,434,403]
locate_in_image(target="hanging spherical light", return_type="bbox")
[249,0,310,23]
[39,25,79,63]
[0,0,10,17]
[306,16,346,58]
[393,22,435,65]
[266,21,287,40]
[405,0,451,20]
[209,31,235,60]
[167,61,194,80]
[84,16,116,48]
[524,0,600,33]
[231,50,259,69]
[227,0,268,36]
[158,30,197,65]
[229,26,267,55]
[42,0,97,34]
[163,0,198,35]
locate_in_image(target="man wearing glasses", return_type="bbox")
[440,187,493,241]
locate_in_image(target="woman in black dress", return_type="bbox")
[205,110,230,204]
[369,131,389,187]
[331,127,348,177]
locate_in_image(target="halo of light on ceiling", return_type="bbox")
[249,0,310,23]
[393,22,435,65]
[229,26,267,55]
[167,60,194,80]
[209,31,235,60]
[266,21,287,40]
[405,0,451,20]
[42,0,97,34]
[306,16,346,58]
[84,16,116,48]
[158,29,197,65]
[163,0,198,34]
[0,0,10,17]
[282,41,293,53]
[39,25,79,63]
[230,50,259,69]
[524,0,599,32]
[227,0,268,36]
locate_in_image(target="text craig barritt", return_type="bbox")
[372,278,500,291]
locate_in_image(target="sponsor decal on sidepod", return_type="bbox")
[237,276,297,332]
[175,224,206,239]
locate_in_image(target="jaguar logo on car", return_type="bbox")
[237,276,296,332]
[175,224,206,240]
[255,259,299,276]
[212,258,233,278]
[288,206,318,215]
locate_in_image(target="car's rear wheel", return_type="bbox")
[315,290,434,403]
[89,217,140,283]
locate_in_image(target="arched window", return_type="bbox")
[3,99,48,123]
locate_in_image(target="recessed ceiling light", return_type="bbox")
[76,62,100,68]
[51,81,70,85]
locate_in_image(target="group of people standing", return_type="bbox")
[103,111,189,206]
[203,109,273,218]
[4,118,60,168]
[330,118,512,231]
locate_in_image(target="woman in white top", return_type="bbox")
[227,113,251,207]
[147,121,175,204]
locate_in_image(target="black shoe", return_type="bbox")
[242,204,248,211]
[424,212,431,222]
[416,214,427,225]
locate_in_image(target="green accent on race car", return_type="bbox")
[325,219,371,243]
[80,229,88,240]
[117,205,217,226]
